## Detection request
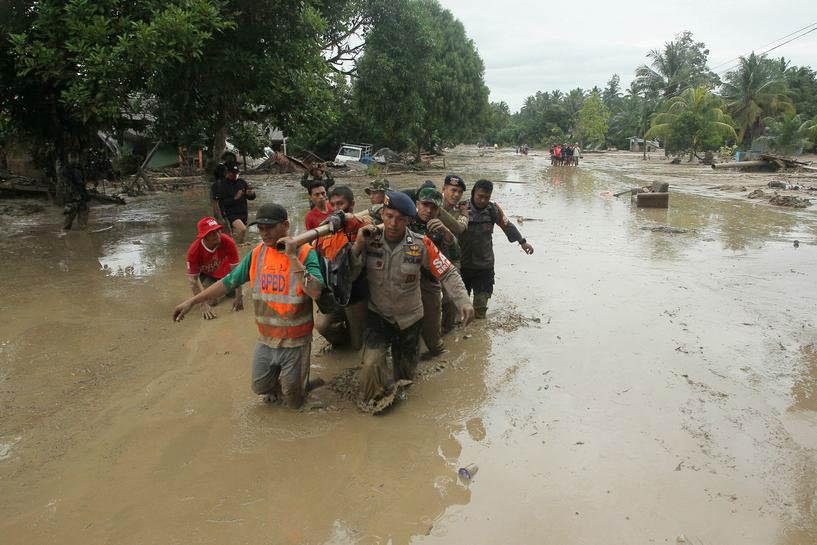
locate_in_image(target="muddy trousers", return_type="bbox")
[250,339,311,408]
[359,312,422,402]
[420,276,444,352]
[314,301,367,350]
[460,267,495,319]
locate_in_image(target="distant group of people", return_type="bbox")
[515,145,530,156]
[174,167,535,411]
[550,143,581,166]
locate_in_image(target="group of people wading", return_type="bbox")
[550,143,581,166]
[173,165,535,411]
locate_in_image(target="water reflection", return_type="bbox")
[98,232,172,276]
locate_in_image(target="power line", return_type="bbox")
[714,24,817,76]
[710,21,817,70]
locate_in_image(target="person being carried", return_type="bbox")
[460,179,534,319]
[211,164,255,243]
[185,217,242,319]
[350,191,474,404]
[410,187,462,357]
[173,204,323,409]
[312,186,370,350]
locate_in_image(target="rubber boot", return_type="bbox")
[473,292,490,319]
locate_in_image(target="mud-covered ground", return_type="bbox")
[1,148,816,544]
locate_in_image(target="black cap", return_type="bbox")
[227,164,240,173]
[444,174,466,191]
[248,203,287,226]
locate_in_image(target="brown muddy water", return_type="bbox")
[1,148,816,544]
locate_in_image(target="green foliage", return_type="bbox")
[635,31,720,98]
[783,62,817,120]
[229,122,269,160]
[575,91,609,148]
[646,87,736,156]
[757,113,815,155]
[352,0,489,157]
[365,162,381,176]
[721,52,793,146]
[1,0,226,159]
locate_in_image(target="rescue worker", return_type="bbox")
[185,217,242,319]
[351,191,474,403]
[439,175,469,333]
[312,186,369,350]
[211,164,255,243]
[364,178,389,205]
[440,174,468,236]
[410,187,461,358]
[61,151,90,230]
[460,179,534,319]
[173,204,324,409]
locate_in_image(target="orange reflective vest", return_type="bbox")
[248,243,313,342]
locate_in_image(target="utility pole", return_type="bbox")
[642,91,648,161]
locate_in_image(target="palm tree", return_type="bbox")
[721,52,793,146]
[757,113,816,155]
[635,31,719,99]
[636,40,689,98]
[646,86,736,160]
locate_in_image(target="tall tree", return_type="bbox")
[635,31,719,99]
[721,52,793,146]
[782,62,817,119]
[575,90,609,148]
[602,74,622,109]
[646,86,736,159]
[0,0,226,199]
[353,0,488,158]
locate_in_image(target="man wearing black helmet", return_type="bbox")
[211,163,255,243]
[351,190,474,404]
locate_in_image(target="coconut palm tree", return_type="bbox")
[757,113,816,155]
[646,86,736,160]
[721,52,793,147]
[635,31,719,99]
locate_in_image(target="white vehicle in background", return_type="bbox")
[334,143,373,164]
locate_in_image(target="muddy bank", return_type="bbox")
[1,146,816,544]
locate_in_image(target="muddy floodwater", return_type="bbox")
[2,148,816,544]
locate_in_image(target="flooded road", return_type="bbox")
[1,148,816,544]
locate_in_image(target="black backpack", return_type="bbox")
[314,241,355,314]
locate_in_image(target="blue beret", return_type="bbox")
[383,190,417,218]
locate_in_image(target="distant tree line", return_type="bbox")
[481,31,817,157]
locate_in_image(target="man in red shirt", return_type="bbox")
[303,181,333,230]
[185,217,243,319]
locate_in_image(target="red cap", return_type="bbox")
[196,216,222,239]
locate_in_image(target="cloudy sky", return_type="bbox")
[438,0,817,111]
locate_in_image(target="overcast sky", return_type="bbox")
[438,0,817,111]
